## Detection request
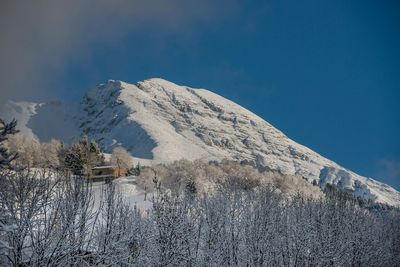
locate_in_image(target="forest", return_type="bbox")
[1,119,399,266]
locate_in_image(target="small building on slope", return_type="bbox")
[89,165,128,181]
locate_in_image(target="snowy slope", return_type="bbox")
[2,78,400,206]
[1,100,80,143]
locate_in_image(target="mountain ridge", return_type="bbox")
[2,78,400,206]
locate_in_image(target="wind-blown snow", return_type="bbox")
[1,100,80,143]
[1,101,39,139]
[2,78,400,206]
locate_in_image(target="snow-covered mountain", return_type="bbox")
[2,78,400,206]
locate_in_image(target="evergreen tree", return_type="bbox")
[64,137,104,175]
[185,179,197,196]
[0,118,19,259]
[129,162,141,176]
[0,118,19,169]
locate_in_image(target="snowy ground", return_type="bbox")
[92,176,153,212]
[3,78,400,206]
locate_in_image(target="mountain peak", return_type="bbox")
[136,78,189,95]
[144,77,177,85]
[2,78,400,206]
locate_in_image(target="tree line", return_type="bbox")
[1,118,399,266]
[4,130,134,176]
[1,170,399,266]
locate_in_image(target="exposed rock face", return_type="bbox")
[2,78,400,206]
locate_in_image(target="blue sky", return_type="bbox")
[1,0,399,189]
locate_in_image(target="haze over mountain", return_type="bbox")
[2,78,400,206]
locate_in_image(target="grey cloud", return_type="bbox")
[0,0,234,106]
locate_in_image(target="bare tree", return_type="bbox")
[110,146,132,176]
[6,133,41,170]
[0,148,399,266]
[39,139,62,170]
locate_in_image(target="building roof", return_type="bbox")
[92,165,118,170]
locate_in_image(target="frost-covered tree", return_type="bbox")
[0,119,18,169]
[0,149,399,266]
[0,170,399,266]
[5,132,63,171]
[110,146,132,176]
[0,170,55,266]
[0,118,19,261]
[6,133,41,169]
[63,137,104,175]
[39,139,62,170]
[136,159,322,198]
